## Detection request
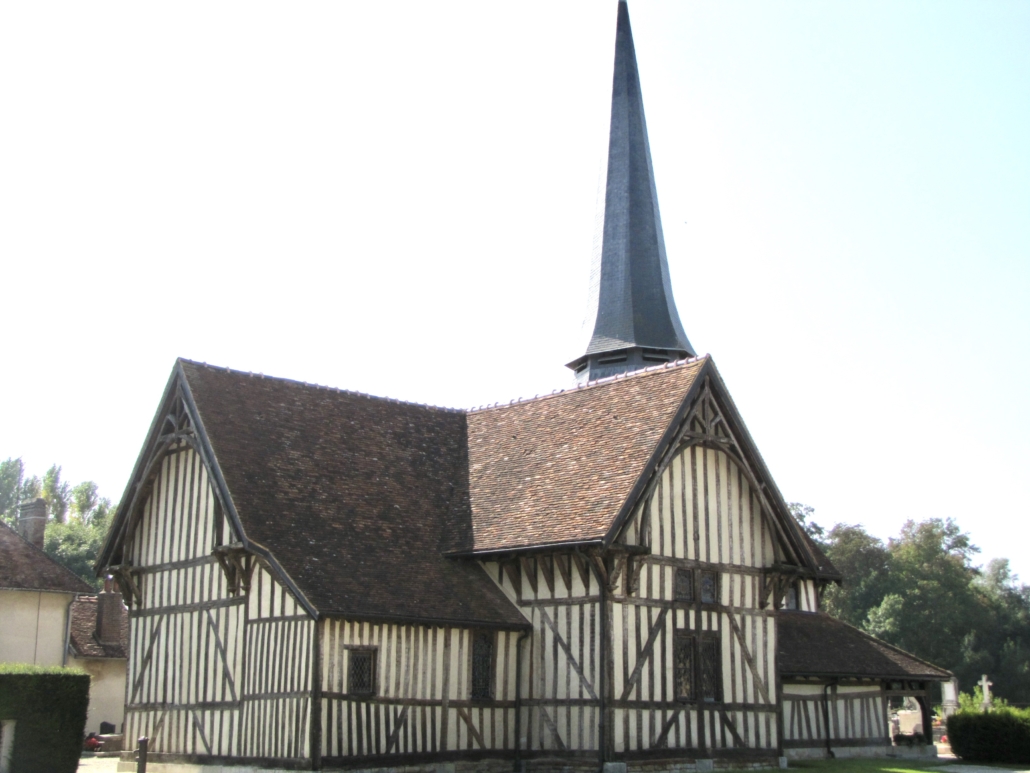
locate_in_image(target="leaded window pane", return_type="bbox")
[701,638,720,702]
[674,633,694,701]
[700,571,718,604]
[349,650,374,696]
[674,568,693,601]
[471,631,494,700]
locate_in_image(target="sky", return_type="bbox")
[1,2,1027,577]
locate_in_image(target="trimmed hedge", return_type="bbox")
[0,664,90,773]
[947,707,1030,764]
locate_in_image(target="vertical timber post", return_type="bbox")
[311,618,323,770]
[136,736,148,773]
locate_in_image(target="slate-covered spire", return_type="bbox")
[567,0,695,384]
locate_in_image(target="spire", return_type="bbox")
[567,0,695,384]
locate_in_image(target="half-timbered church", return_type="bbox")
[99,2,950,770]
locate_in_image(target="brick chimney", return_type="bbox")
[95,576,125,646]
[16,498,47,549]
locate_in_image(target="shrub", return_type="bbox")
[947,707,1030,764]
[0,664,91,773]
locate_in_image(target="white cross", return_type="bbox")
[979,674,993,709]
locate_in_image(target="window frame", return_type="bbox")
[346,647,378,697]
[673,629,722,704]
[673,631,696,702]
[699,570,719,605]
[674,568,694,602]
[469,629,496,702]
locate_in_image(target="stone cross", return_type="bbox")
[979,674,993,710]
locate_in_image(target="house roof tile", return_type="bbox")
[179,360,528,628]
[0,521,93,594]
[778,611,951,680]
[68,595,128,659]
[465,359,704,552]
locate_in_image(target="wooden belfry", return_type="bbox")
[97,2,952,770]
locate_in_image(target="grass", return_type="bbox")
[788,758,1025,773]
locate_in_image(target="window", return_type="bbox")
[700,636,721,702]
[674,568,694,602]
[785,580,799,610]
[674,632,721,703]
[348,649,375,696]
[674,633,695,701]
[700,571,718,604]
[471,631,494,700]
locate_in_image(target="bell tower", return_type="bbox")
[567,0,695,383]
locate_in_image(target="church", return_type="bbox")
[97,2,949,771]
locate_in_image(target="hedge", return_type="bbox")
[0,664,91,773]
[947,707,1030,764]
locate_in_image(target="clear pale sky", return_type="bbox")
[1,2,1027,576]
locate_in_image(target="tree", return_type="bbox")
[41,464,71,523]
[0,457,24,525]
[43,510,112,590]
[795,502,1030,704]
[70,481,99,523]
[788,502,825,541]
[821,523,892,627]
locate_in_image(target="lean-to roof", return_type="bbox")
[778,612,951,680]
[0,521,93,594]
[178,360,528,629]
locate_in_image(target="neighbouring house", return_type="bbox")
[0,502,129,736]
[67,581,130,735]
[96,2,950,770]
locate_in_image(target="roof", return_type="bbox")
[573,0,693,374]
[778,612,951,680]
[466,359,705,552]
[178,360,529,629]
[0,521,93,594]
[69,595,128,659]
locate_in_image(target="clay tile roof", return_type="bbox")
[466,359,705,552]
[0,521,93,594]
[778,612,951,680]
[68,595,129,659]
[179,361,528,629]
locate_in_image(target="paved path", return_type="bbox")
[77,756,120,772]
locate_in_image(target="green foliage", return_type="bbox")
[43,512,112,590]
[820,523,892,627]
[0,457,24,525]
[42,464,71,523]
[0,663,86,675]
[957,684,1009,712]
[788,502,825,540]
[793,504,1030,704]
[0,457,115,588]
[20,475,40,502]
[70,481,99,522]
[947,707,1030,764]
[0,669,91,773]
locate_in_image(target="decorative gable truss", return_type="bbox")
[96,366,310,614]
[609,361,835,610]
[95,364,320,764]
[99,374,246,604]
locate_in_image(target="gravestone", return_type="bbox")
[979,674,993,711]
[941,677,960,717]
